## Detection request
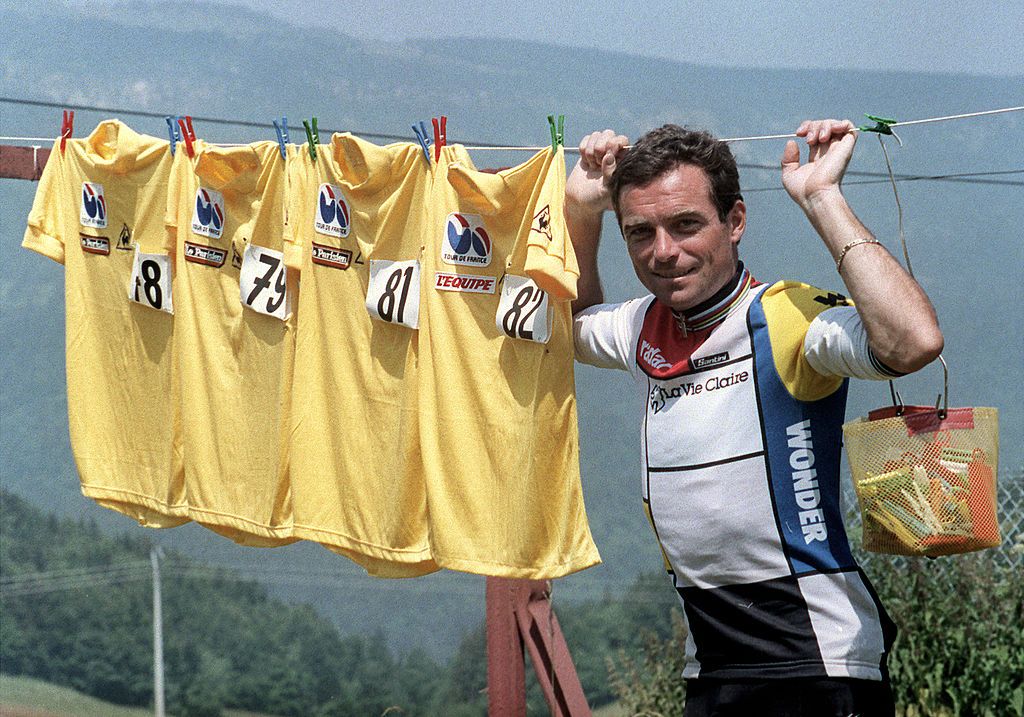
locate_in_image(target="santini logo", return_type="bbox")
[640,340,673,371]
[442,213,492,267]
[311,243,352,270]
[315,184,350,237]
[80,183,107,228]
[692,352,730,369]
[191,188,225,239]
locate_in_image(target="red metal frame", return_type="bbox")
[486,577,591,717]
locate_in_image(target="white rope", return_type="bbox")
[0,135,55,142]
[1,105,1021,150]
[891,106,1024,128]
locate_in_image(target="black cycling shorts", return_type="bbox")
[683,676,896,717]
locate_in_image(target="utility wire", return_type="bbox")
[0,556,676,602]
[741,168,1024,193]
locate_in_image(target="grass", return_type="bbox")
[593,701,628,717]
[0,674,151,717]
[0,675,280,717]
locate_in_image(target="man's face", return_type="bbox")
[619,163,745,312]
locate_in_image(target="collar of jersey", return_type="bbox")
[671,263,754,336]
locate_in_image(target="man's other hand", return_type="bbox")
[566,130,630,216]
[781,119,857,211]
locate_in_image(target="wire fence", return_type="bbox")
[843,467,1024,575]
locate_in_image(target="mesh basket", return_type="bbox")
[843,405,1000,556]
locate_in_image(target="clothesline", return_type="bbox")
[463,106,1024,150]
[1,105,1021,150]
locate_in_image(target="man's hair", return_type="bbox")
[610,124,743,222]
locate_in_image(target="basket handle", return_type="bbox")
[887,353,949,419]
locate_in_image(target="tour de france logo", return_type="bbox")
[191,187,225,239]
[80,183,107,228]
[315,183,350,237]
[442,213,492,267]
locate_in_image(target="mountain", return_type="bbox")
[1,0,1021,659]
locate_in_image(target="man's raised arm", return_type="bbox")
[782,119,944,374]
[565,130,630,316]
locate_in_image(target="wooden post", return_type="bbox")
[0,144,50,181]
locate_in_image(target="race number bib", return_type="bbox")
[128,248,174,314]
[366,259,420,329]
[496,275,550,344]
[239,244,291,320]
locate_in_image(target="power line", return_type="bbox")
[741,168,1024,193]
[0,557,675,603]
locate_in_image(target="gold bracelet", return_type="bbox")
[835,238,881,273]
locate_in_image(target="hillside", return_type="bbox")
[1,0,1021,660]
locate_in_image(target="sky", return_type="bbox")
[189,0,1023,76]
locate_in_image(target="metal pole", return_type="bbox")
[150,547,165,717]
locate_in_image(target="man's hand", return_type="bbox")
[780,118,943,374]
[565,130,629,315]
[781,119,857,211]
[566,130,630,215]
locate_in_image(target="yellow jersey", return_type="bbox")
[417,146,600,578]
[165,140,296,546]
[284,134,436,576]
[22,120,187,527]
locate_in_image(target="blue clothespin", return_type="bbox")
[273,117,289,160]
[412,120,433,164]
[165,116,180,155]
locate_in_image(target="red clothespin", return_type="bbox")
[177,115,197,158]
[432,115,447,162]
[60,110,74,154]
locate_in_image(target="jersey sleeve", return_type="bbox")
[573,297,650,373]
[22,141,66,264]
[804,305,904,380]
[282,145,306,271]
[164,145,191,255]
[760,282,847,402]
[446,146,579,301]
[331,133,396,195]
[523,147,579,301]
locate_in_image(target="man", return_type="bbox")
[566,119,943,716]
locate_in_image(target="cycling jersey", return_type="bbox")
[574,268,897,680]
[22,121,187,527]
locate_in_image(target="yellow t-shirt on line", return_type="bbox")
[22,120,187,527]
[285,134,437,576]
[165,140,296,546]
[416,145,600,578]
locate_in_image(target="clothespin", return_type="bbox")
[165,116,181,155]
[273,116,290,160]
[60,110,74,154]
[432,116,447,162]
[547,114,565,151]
[302,117,319,162]
[859,114,903,146]
[859,114,896,135]
[412,120,433,164]
[177,116,197,158]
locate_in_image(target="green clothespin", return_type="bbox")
[303,117,320,162]
[547,114,565,150]
[858,114,897,136]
